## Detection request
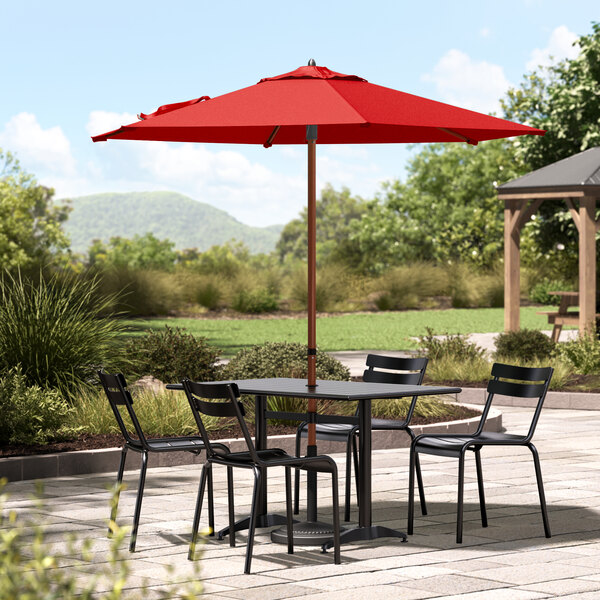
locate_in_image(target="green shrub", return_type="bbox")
[126,326,221,383]
[0,270,126,395]
[529,279,571,305]
[0,367,76,445]
[418,327,485,362]
[372,263,449,311]
[447,264,504,308]
[192,274,223,309]
[286,264,351,312]
[494,329,555,362]
[95,265,184,316]
[222,342,351,423]
[554,332,600,375]
[231,288,279,313]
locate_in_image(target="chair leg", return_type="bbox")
[227,466,235,547]
[109,446,128,536]
[285,467,294,555]
[331,469,341,564]
[407,429,427,515]
[456,451,465,544]
[207,464,215,536]
[407,446,416,535]
[352,432,360,508]
[474,449,487,528]
[189,463,208,560]
[529,443,551,538]
[130,451,148,552]
[294,431,302,515]
[344,434,353,522]
[244,467,261,574]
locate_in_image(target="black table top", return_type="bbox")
[167,377,461,400]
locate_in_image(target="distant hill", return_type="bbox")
[62,191,283,254]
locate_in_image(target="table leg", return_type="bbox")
[217,394,288,539]
[321,398,407,551]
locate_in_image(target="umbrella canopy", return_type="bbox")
[92,63,545,445]
[93,65,543,146]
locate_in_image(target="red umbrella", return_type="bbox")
[93,60,544,440]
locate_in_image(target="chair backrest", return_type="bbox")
[476,362,553,440]
[98,371,149,449]
[361,354,429,421]
[182,380,258,462]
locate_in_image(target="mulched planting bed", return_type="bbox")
[0,405,479,458]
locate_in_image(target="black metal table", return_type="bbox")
[169,377,460,549]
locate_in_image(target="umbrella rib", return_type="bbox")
[264,126,281,148]
[437,127,478,145]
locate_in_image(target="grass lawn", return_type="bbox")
[124,306,561,357]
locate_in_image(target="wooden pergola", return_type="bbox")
[497,147,600,336]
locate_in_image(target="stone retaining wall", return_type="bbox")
[0,404,500,483]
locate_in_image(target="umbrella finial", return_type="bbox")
[308,58,316,66]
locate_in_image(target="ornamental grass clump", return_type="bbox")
[0,270,126,396]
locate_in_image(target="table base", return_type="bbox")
[217,513,288,540]
[321,525,407,552]
[270,520,343,546]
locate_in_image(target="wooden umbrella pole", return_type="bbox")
[307,135,317,447]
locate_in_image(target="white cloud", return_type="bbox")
[86,110,138,137]
[0,112,76,176]
[421,49,511,114]
[526,25,579,71]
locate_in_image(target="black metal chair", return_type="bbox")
[294,354,429,521]
[407,362,553,543]
[182,379,341,574]
[98,371,228,552]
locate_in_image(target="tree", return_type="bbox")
[0,149,70,270]
[502,22,600,170]
[276,184,367,266]
[501,22,600,272]
[349,140,523,273]
[87,232,177,271]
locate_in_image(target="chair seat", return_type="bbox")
[298,422,356,441]
[371,418,408,430]
[415,432,527,458]
[132,436,206,452]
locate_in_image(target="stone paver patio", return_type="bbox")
[3,405,600,599]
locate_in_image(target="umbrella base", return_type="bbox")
[270,520,343,546]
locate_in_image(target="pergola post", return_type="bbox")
[579,196,597,336]
[504,198,521,331]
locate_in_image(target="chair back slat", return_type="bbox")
[491,363,552,382]
[365,354,427,372]
[487,379,547,399]
[476,363,553,440]
[98,370,148,448]
[362,369,422,385]
[361,354,428,422]
[183,380,258,462]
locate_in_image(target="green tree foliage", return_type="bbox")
[88,232,177,271]
[276,184,367,265]
[502,22,600,169]
[350,140,522,273]
[502,22,600,272]
[0,149,70,270]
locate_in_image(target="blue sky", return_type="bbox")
[1,1,597,227]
